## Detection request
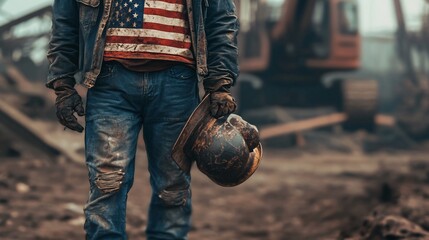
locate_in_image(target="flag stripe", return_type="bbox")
[104,43,194,58]
[144,0,184,12]
[144,8,185,19]
[151,0,186,4]
[143,14,186,27]
[142,22,188,34]
[106,36,192,49]
[107,28,191,42]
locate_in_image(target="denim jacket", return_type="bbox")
[47,0,239,90]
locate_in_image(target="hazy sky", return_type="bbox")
[0,0,426,34]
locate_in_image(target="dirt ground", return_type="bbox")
[1,128,429,240]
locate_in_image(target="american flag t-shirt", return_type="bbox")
[104,0,194,64]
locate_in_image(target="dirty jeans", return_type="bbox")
[83,61,199,239]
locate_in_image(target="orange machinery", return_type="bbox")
[236,0,378,128]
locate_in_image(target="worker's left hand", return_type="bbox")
[209,87,237,118]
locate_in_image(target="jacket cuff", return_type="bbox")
[203,78,233,93]
[46,73,77,89]
[52,78,76,90]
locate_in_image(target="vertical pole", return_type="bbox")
[393,0,419,86]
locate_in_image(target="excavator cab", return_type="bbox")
[238,0,360,72]
[237,0,378,130]
[303,0,360,70]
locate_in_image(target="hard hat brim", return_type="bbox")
[171,95,212,172]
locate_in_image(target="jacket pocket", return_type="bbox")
[76,0,100,33]
[203,0,209,21]
[76,0,100,7]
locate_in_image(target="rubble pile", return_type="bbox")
[343,158,429,240]
[347,214,429,240]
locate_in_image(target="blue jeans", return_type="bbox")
[83,62,200,240]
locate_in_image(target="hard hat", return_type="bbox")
[172,95,262,187]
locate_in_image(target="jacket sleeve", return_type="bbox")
[46,0,79,89]
[204,0,240,92]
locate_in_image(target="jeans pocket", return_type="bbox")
[97,61,117,80]
[168,64,197,80]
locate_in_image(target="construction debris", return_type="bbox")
[347,214,429,240]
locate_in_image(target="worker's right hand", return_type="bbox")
[53,78,85,133]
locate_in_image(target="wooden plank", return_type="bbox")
[0,98,82,163]
[0,98,59,158]
[4,64,57,102]
[260,113,348,140]
[375,114,396,126]
[0,74,8,86]
[6,65,36,91]
[260,113,397,140]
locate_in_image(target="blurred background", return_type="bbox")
[2,0,429,239]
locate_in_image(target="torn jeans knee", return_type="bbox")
[157,188,191,207]
[94,169,125,194]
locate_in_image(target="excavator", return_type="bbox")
[235,0,379,132]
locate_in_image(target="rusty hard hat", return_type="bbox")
[172,95,262,187]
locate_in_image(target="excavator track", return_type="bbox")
[341,79,379,129]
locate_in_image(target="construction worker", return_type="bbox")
[46,0,239,239]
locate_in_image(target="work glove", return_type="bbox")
[208,85,237,118]
[53,78,85,133]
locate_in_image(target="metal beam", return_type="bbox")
[0,6,52,34]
